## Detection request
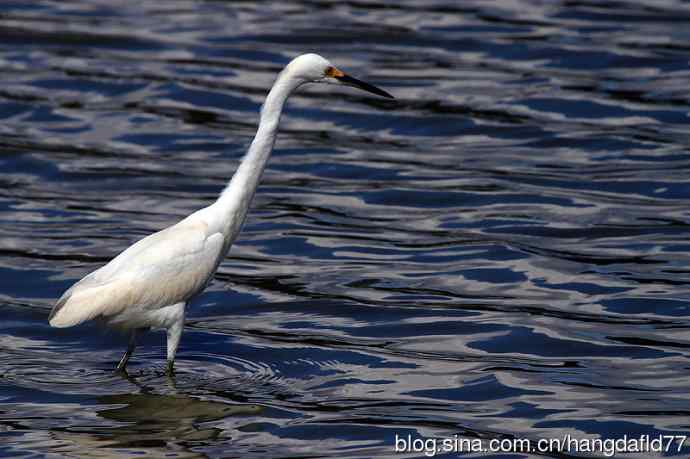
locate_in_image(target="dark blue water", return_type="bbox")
[2,1,690,458]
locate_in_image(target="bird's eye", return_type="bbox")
[324,66,344,78]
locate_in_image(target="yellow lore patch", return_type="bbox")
[325,66,345,78]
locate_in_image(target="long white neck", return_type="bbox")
[212,69,302,243]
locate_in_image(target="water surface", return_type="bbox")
[2,1,690,458]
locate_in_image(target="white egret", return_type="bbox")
[49,53,394,375]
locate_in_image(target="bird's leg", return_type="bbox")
[165,359,175,376]
[165,303,186,376]
[116,329,138,372]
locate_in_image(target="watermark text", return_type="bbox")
[394,433,688,457]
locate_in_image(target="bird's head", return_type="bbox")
[284,53,394,99]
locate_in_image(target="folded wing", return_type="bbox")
[49,219,225,328]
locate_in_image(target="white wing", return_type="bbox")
[49,217,225,328]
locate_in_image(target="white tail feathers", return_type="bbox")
[48,281,129,328]
[48,293,80,327]
[48,290,98,328]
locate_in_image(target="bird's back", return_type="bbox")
[49,213,225,328]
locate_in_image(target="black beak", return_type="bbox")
[335,74,394,99]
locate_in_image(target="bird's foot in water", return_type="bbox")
[113,367,130,380]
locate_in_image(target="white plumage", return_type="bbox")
[49,53,393,374]
[50,218,223,329]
